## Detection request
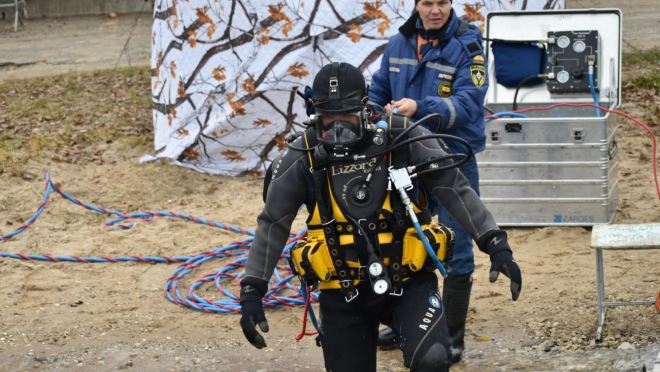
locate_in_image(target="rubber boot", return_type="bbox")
[377,326,399,350]
[442,272,472,364]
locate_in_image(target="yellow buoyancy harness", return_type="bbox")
[289,114,455,297]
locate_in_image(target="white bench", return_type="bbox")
[590,223,660,341]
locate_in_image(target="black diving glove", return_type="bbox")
[477,230,522,301]
[239,277,269,349]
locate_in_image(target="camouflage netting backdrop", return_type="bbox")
[150,0,564,176]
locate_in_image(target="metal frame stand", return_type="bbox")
[0,0,27,32]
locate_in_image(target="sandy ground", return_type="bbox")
[1,106,659,372]
[1,4,660,372]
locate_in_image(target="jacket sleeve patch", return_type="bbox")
[470,65,486,87]
[472,54,485,65]
[437,81,453,97]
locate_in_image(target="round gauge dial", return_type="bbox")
[369,262,383,276]
[557,35,570,49]
[557,70,570,84]
[573,40,586,53]
[373,279,389,295]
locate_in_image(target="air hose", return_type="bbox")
[389,167,448,277]
[588,60,601,117]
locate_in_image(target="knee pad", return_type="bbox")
[413,343,449,372]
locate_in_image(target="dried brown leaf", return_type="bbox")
[221,150,245,162]
[253,119,272,127]
[463,4,485,23]
[288,62,309,79]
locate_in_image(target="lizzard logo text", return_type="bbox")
[331,159,377,176]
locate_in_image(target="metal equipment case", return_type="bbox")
[476,9,622,226]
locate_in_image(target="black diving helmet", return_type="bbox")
[312,62,369,149]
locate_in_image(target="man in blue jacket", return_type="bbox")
[368,0,489,364]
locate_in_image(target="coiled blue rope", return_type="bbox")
[1,173,317,319]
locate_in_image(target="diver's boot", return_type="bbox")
[442,273,473,364]
[377,326,399,350]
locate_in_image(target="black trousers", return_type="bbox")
[318,271,451,372]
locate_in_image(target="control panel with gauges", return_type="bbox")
[546,30,600,94]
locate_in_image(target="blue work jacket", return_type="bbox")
[369,10,488,154]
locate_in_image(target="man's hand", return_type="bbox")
[389,98,417,118]
[477,230,522,301]
[239,277,269,349]
[489,250,522,301]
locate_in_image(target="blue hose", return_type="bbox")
[393,168,449,278]
[413,221,448,277]
[485,111,528,123]
[589,72,601,117]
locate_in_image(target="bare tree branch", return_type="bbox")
[359,43,387,72]
[154,7,175,20]
[239,13,375,106]
[252,88,300,171]
[544,0,558,9]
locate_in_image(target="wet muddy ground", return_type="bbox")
[0,335,657,371]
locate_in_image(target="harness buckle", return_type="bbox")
[344,287,359,302]
[389,288,403,296]
[358,265,367,281]
[357,219,366,235]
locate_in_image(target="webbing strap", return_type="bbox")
[311,168,358,300]
[308,219,392,235]
[438,224,455,262]
[389,119,410,292]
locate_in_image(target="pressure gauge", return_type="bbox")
[557,35,570,49]
[573,40,586,53]
[369,262,383,276]
[556,70,570,84]
[373,279,389,295]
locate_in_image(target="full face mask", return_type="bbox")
[317,113,364,148]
